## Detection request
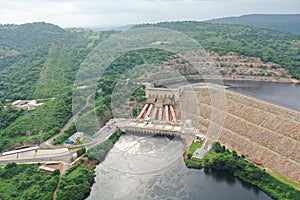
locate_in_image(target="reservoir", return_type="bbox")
[224,80,300,111]
[87,80,300,200]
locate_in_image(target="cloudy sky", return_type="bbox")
[0,0,299,27]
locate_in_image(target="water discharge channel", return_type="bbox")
[87,134,271,200]
[87,81,300,200]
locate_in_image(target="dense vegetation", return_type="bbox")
[57,165,95,200]
[0,163,59,200]
[0,92,72,151]
[135,21,300,79]
[57,130,123,200]
[94,49,171,125]
[76,147,86,157]
[185,142,300,200]
[0,22,70,55]
[2,21,300,151]
[0,23,115,151]
[0,107,24,131]
[53,123,77,145]
[207,14,300,33]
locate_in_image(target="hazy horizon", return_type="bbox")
[0,0,299,28]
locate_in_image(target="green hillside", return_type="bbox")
[1,21,300,151]
[0,22,73,73]
[0,23,115,151]
[206,14,300,33]
[0,22,71,55]
[134,21,300,79]
[0,163,59,199]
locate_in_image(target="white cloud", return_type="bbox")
[0,0,299,27]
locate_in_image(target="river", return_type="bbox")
[87,80,300,200]
[87,134,271,200]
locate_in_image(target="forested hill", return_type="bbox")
[0,22,72,58]
[134,21,300,79]
[0,22,115,151]
[0,23,114,101]
[206,14,300,33]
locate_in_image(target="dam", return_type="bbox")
[194,84,300,184]
[118,82,300,185]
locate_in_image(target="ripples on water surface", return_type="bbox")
[87,134,272,200]
[225,80,300,111]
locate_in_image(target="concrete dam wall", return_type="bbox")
[196,86,300,184]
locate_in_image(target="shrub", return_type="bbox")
[76,147,86,157]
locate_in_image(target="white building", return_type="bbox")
[69,132,84,143]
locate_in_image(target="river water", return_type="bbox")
[87,134,271,200]
[87,80,300,200]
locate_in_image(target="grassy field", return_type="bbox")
[188,141,204,155]
[203,149,217,162]
[268,170,300,190]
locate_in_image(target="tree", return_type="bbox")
[53,169,60,176]
[76,147,86,157]
[232,150,238,157]
[5,162,17,169]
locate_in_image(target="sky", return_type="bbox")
[0,0,299,27]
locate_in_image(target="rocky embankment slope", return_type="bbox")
[196,86,300,184]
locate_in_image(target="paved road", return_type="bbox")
[0,153,72,165]
[40,95,92,149]
[0,121,118,164]
[87,123,117,150]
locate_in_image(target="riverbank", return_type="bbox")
[158,75,300,92]
[184,142,300,200]
[185,75,300,84]
[55,130,123,200]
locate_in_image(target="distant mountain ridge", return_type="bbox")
[206,14,300,33]
[87,24,135,31]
